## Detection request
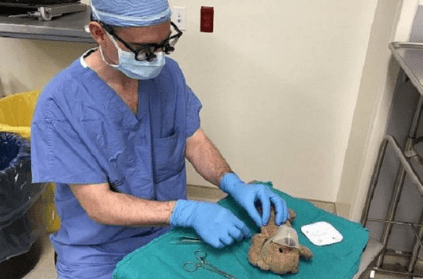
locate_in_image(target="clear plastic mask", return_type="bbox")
[271,224,300,249]
[261,224,300,262]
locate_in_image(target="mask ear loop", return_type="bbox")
[98,33,121,68]
[99,45,119,68]
[105,32,123,52]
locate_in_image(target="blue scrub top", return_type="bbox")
[31,49,202,264]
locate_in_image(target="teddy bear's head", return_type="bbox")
[248,209,313,275]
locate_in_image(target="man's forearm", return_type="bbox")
[71,183,175,227]
[186,129,232,187]
[95,192,176,226]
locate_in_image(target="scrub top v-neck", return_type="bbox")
[30,48,202,264]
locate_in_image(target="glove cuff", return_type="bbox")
[169,199,195,228]
[220,172,243,193]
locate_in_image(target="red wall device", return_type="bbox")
[201,6,214,33]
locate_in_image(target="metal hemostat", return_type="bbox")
[184,250,237,279]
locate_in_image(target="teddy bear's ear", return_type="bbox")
[288,209,296,223]
[298,245,313,260]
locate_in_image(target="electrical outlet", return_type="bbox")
[172,6,186,31]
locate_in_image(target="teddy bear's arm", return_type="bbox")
[299,245,313,260]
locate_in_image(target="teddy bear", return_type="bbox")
[248,208,313,275]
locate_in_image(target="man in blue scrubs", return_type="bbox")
[31,0,289,278]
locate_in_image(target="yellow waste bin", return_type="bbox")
[0,90,60,233]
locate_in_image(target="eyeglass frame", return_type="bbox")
[98,21,183,62]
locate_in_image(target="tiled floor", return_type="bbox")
[0,185,420,279]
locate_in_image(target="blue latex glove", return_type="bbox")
[220,173,289,227]
[170,200,251,249]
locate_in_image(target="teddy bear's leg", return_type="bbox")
[248,235,271,271]
[299,245,313,260]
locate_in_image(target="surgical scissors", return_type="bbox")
[183,250,237,279]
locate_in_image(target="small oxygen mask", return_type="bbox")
[262,224,300,261]
[270,224,300,249]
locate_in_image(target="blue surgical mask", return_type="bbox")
[100,33,166,80]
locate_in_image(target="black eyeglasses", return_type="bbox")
[100,21,183,62]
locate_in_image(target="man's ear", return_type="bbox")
[89,21,107,45]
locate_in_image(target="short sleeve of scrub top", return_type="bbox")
[31,92,108,185]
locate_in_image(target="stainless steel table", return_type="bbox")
[0,6,93,43]
[361,42,423,277]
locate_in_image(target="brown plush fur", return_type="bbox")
[248,209,313,275]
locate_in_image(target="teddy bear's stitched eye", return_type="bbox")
[279,248,284,253]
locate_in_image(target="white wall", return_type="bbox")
[0,40,94,96]
[398,0,420,41]
[170,0,378,202]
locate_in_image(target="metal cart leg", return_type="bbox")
[375,162,407,267]
[361,134,423,275]
[361,134,423,226]
[408,212,423,273]
[361,136,391,227]
[375,96,423,268]
[360,69,411,228]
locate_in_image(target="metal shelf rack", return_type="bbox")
[360,42,423,277]
[0,4,93,43]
